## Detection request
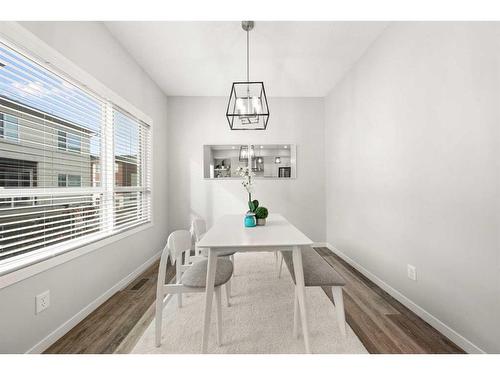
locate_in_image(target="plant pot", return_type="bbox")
[256,218,266,226]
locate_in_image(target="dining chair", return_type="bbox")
[191,218,235,306]
[155,229,234,347]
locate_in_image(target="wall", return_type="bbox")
[0,22,168,353]
[167,96,325,242]
[325,22,500,353]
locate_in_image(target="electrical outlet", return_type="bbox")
[36,290,50,314]
[407,264,417,281]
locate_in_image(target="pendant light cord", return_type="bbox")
[246,29,249,82]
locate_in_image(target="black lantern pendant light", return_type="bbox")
[226,21,270,130]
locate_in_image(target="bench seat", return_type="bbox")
[281,247,345,287]
[280,246,347,338]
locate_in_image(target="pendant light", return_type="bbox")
[226,21,270,130]
[239,145,255,161]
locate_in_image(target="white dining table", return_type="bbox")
[196,213,314,353]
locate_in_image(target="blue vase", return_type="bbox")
[244,213,256,227]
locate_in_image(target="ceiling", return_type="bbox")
[104,21,388,97]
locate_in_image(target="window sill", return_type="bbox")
[0,222,154,290]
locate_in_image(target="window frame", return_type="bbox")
[57,173,82,187]
[0,23,154,285]
[57,130,82,153]
[0,112,20,143]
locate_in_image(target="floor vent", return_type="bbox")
[131,278,148,291]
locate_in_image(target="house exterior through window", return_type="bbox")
[0,38,152,265]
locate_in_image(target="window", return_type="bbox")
[57,130,66,150]
[113,108,151,230]
[57,130,82,153]
[68,174,82,187]
[0,113,19,142]
[57,174,82,187]
[57,173,67,187]
[0,39,152,265]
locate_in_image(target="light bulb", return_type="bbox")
[236,98,246,114]
[251,96,261,114]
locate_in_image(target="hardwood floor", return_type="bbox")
[44,259,173,354]
[315,248,464,353]
[44,249,465,354]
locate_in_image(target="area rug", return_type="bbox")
[131,252,367,354]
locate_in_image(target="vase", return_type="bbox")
[244,213,256,227]
[256,218,266,226]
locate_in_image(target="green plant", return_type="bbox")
[248,199,259,212]
[255,206,268,219]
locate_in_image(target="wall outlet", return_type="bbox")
[36,290,50,314]
[407,264,417,281]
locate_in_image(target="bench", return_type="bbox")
[279,247,347,337]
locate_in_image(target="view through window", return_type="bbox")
[0,39,152,263]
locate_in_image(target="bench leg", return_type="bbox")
[293,286,300,338]
[230,254,235,276]
[278,253,284,279]
[225,279,231,307]
[332,286,347,337]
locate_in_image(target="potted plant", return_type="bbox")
[248,199,268,226]
[237,166,269,226]
[255,206,268,226]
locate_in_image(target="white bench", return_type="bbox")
[280,247,347,337]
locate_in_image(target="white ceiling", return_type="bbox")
[104,21,388,97]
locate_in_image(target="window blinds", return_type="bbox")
[113,108,152,231]
[0,39,152,263]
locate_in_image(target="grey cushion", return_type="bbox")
[182,258,234,288]
[281,247,345,287]
[201,248,236,257]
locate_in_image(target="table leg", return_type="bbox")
[201,248,217,353]
[292,246,311,353]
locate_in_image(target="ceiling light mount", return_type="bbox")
[241,21,254,32]
[226,21,269,130]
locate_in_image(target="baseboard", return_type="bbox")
[323,243,485,354]
[26,251,162,354]
[312,242,329,248]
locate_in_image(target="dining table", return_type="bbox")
[196,213,314,353]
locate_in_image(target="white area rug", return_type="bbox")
[132,252,367,354]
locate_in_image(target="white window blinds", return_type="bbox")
[0,39,152,265]
[113,108,151,231]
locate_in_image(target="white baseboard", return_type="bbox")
[323,243,485,354]
[26,251,162,354]
[312,242,329,248]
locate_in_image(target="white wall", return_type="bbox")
[0,22,168,353]
[325,22,500,353]
[167,97,325,242]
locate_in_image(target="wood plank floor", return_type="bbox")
[44,249,465,354]
[315,248,464,353]
[44,259,173,354]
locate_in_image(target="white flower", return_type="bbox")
[237,166,255,194]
